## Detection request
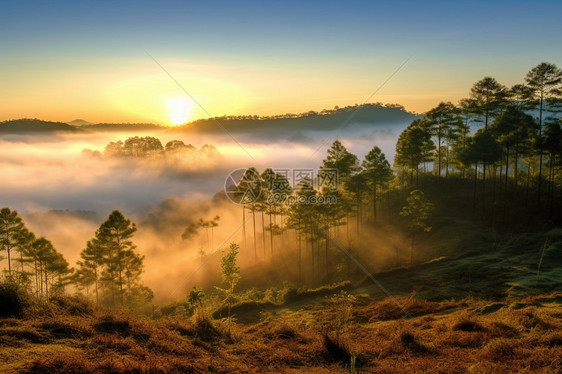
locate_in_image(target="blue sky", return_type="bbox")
[1,0,561,123]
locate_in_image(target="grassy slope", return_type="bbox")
[2,178,561,373]
[0,293,560,373]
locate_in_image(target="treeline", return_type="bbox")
[0,208,152,309]
[226,140,397,286]
[186,102,407,124]
[83,136,220,160]
[394,62,561,214]
[224,63,561,285]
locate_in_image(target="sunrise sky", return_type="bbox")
[1,0,561,125]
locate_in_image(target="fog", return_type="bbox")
[0,120,410,302]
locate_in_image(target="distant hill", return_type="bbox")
[169,104,420,137]
[67,119,91,127]
[0,119,81,134]
[24,209,101,225]
[80,123,166,132]
[1,104,420,137]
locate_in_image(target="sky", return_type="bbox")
[1,0,561,125]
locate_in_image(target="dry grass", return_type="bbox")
[0,292,560,373]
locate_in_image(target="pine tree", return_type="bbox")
[0,208,25,276]
[93,210,139,306]
[216,243,240,331]
[425,102,461,177]
[469,77,507,130]
[490,106,537,186]
[394,120,435,185]
[77,240,105,303]
[400,190,434,264]
[362,146,393,222]
[525,63,562,200]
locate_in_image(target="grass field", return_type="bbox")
[0,290,560,373]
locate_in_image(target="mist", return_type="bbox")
[0,120,410,302]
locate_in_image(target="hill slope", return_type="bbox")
[169,104,420,138]
[0,119,81,134]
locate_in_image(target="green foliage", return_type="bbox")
[490,106,537,153]
[400,190,434,234]
[0,276,29,318]
[79,210,150,308]
[329,291,356,337]
[459,130,503,166]
[395,120,435,173]
[216,243,241,329]
[0,207,25,275]
[187,286,205,307]
[322,140,360,181]
[469,77,508,127]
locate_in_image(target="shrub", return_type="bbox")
[323,332,353,364]
[481,338,515,360]
[453,314,486,332]
[94,315,132,336]
[0,277,29,318]
[49,295,94,316]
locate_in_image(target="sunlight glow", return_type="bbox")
[167,97,193,125]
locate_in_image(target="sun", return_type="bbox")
[166,97,193,126]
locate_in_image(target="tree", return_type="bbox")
[238,167,262,259]
[187,286,205,307]
[460,130,502,198]
[345,171,369,231]
[525,62,562,199]
[261,168,292,256]
[509,84,534,109]
[425,102,461,177]
[32,237,69,298]
[452,100,473,177]
[322,140,360,182]
[93,210,140,306]
[362,146,393,222]
[197,216,220,252]
[394,120,435,185]
[77,240,104,303]
[0,208,25,275]
[400,190,434,264]
[469,77,507,130]
[543,119,562,211]
[216,243,240,331]
[490,106,537,186]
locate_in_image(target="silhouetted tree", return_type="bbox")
[93,210,140,306]
[400,190,434,264]
[525,62,562,199]
[0,208,25,275]
[425,102,460,177]
[362,146,393,222]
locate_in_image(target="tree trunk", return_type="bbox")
[252,206,257,259]
[538,91,544,202]
[269,210,273,256]
[325,234,329,279]
[373,184,377,222]
[6,241,11,275]
[243,206,248,256]
[298,226,302,285]
[505,146,509,188]
[410,232,416,264]
[261,210,266,256]
[438,132,442,177]
[473,161,478,203]
[94,267,99,305]
[514,148,518,186]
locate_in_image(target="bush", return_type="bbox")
[323,332,354,364]
[49,295,94,316]
[0,277,29,318]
